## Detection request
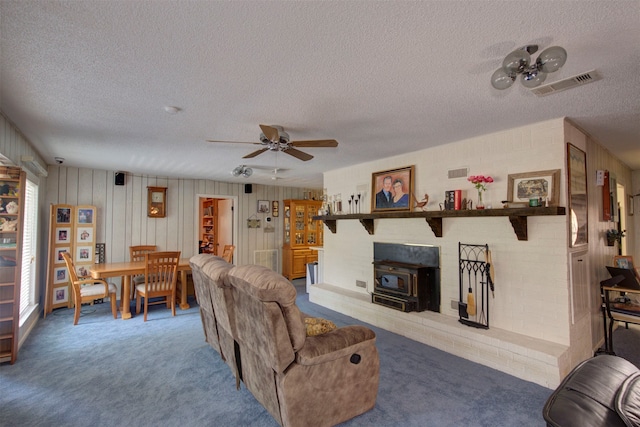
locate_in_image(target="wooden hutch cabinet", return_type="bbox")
[0,167,25,364]
[282,199,323,280]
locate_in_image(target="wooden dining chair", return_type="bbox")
[128,245,157,298]
[62,252,118,325]
[221,245,235,263]
[135,251,180,321]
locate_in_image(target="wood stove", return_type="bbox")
[371,243,440,313]
[373,260,439,312]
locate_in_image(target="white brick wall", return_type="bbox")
[322,118,570,345]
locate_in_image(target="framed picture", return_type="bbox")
[272,201,279,217]
[76,227,93,243]
[76,245,93,263]
[53,286,68,304]
[53,266,68,284]
[630,195,634,216]
[77,207,94,224]
[56,207,71,224]
[55,247,70,265]
[567,143,588,247]
[55,227,71,244]
[257,200,270,213]
[75,264,90,278]
[506,169,560,206]
[371,166,414,212]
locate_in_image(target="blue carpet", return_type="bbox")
[0,285,553,426]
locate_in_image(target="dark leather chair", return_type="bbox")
[543,355,640,427]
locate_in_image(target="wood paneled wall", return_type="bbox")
[44,166,316,279]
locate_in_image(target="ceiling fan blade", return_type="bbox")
[243,148,269,159]
[290,139,339,147]
[206,139,260,145]
[284,147,313,161]
[259,124,279,142]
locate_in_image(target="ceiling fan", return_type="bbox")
[207,124,338,161]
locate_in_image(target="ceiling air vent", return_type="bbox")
[530,70,602,96]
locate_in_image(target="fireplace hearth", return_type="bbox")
[372,243,440,313]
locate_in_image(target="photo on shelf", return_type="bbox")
[56,207,71,224]
[55,247,70,265]
[77,227,93,243]
[55,227,71,244]
[54,286,68,304]
[77,208,94,224]
[53,267,67,284]
[76,245,93,263]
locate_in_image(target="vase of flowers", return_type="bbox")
[606,229,625,246]
[468,175,494,209]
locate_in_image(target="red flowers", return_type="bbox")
[468,175,494,192]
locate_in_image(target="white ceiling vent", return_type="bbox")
[530,70,602,96]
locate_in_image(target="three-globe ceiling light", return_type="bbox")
[491,45,567,90]
[231,165,252,178]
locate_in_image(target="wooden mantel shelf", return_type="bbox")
[313,206,566,241]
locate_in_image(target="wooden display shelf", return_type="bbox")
[313,206,566,241]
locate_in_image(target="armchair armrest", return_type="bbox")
[296,325,376,366]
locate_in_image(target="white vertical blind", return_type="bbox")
[20,179,37,318]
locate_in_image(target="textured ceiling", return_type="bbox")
[1,1,639,188]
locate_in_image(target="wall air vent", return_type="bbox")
[530,70,602,97]
[448,168,468,179]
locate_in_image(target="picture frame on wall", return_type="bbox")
[567,143,588,247]
[257,200,270,213]
[506,169,560,206]
[371,166,414,212]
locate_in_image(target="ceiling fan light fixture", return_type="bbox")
[491,44,567,91]
[502,48,531,74]
[231,165,252,178]
[521,65,547,88]
[491,68,516,90]
[536,46,567,73]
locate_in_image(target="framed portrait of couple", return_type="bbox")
[371,165,414,212]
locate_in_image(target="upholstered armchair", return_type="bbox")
[227,264,379,427]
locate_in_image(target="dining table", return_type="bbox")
[90,258,192,320]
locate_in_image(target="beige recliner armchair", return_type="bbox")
[227,264,379,427]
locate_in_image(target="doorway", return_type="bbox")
[197,195,237,262]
